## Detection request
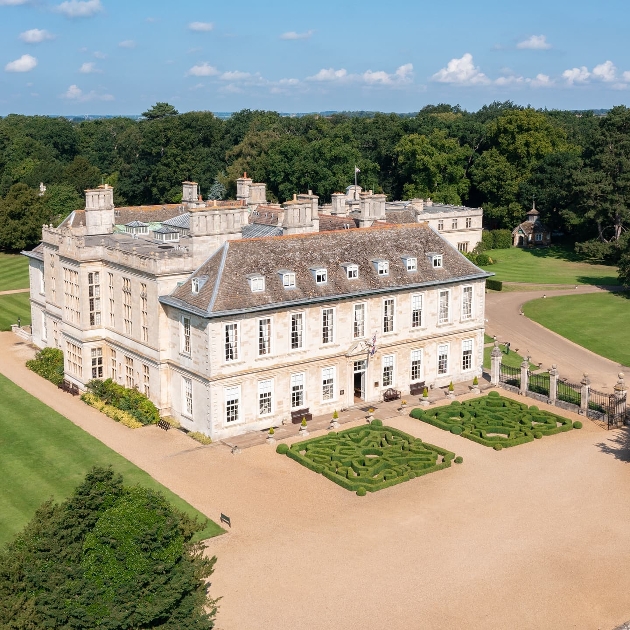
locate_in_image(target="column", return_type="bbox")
[490,338,502,386]
[520,356,529,396]
[580,373,590,415]
[613,372,627,425]
[549,364,559,404]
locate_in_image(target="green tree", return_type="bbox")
[142,102,180,120]
[0,183,50,251]
[0,467,218,629]
[42,183,84,224]
[63,156,102,195]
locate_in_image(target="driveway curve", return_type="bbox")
[485,285,630,391]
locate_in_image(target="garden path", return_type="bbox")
[486,285,630,390]
[0,288,29,295]
[1,332,629,630]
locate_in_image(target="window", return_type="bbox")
[411,349,423,382]
[258,318,271,356]
[108,273,115,326]
[42,312,47,342]
[88,272,101,326]
[452,218,458,229]
[224,323,239,361]
[438,290,450,324]
[438,344,449,375]
[462,285,473,320]
[184,378,193,416]
[404,257,417,272]
[437,219,444,231]
[110,349,117,380]
[535,232,543,242]
[376,260,389,276]
[66,341,82,377]
[411,294,423,328]
[52,319,59,348]
[383,298,394,333]
[123,277,132,335]
[314,268,328,284]
[225,385,240,423]
[462,339,473,371]
[353,303,365,339]
[125,356,134,388]
[466,217,472,228]
[282,272,296,289]
[91,347,103,379]
[141,283,148,343]
[345,264,358,280]
[63,268,80,324]
[182,316,191,354]
[249,276,265,292]
[322,367,335,401]
[382,355,394,387]
[322,308,334,344]
[457,242,469,253]
[432,255,443,268]
[291,373,305,408]
[192,278,200,294]
[143,364,150,397]
[49,254,56,303]
[258,380,273,416]
[290,313,303,350]
[39,264,45,295]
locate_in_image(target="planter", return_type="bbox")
[329,419,340,430]
[298,425,309,436]
[470,386,481,394]
[266,436,276,445]
[420,399,430,407]
[446,392,456,400]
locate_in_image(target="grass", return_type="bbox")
[484,333,495,344]
[0,373,223,546]
[0,253,30,292]
[483,343,537,370]
[480,246,619,286]
[523,292,630,367]
[0,293,31,331]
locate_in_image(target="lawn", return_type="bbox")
[523,292,630,367]
[277,421,456,494]
[483,343,536,370]
[0,253,29,292]
[480,246,619,286]
[410,392,576,449]
[0,293,31,331]
[0,374,223,546]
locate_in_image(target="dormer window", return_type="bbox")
[373,260,389,276]
[344,264,359,280]
[403,256,417,272]
[427,253,443,269]
[280,271,296,289]
[247,275,265,292]
[312,268,327,284]
[191,275,208,295]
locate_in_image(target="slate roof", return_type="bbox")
[384,208,418,224]
[161,222,489,318]
[125,220,149,228]
[249,206,283,226]
[318,214,356,231]
[162,214,190,229]
[60,205,186,228]
[512,219,549,236]
[242,224,283,239]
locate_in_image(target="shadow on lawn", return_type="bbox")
[595,427,630,463]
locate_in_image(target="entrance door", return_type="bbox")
[353,360,367,401]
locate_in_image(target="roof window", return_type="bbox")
[280,271,296,289]
[247,275,265,292]
[372,259,389,276]
[427,253,443,269]
[402,256,417,272]
[311,267,328,285]
[191,275,208,295]
[343,263,359,279]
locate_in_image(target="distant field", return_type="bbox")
[0,374,223,546]
[0,253,29,292]
[480,247,619,286]
[0,293,31,331]
[523,292,630,367]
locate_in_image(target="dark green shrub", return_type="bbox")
[493,444,503,451]
[486,278,503,291]
[85,379,159,425]
[454,456,463,464]
[370,419,383,427]
[450,425,463,435]
[475,253,491,266]
[481,230,494,251]
[492,229,513,249]
[276,443,289,454]
[534,432,543,439]
[356,487,367,496]
[488,391,500,398]
[26,347,64,386]
[573,421,583,429]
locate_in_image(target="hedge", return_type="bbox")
[26,347,64,386]
[410,394,574,449]
[83,378,159,426]
[486,278,503,291]
[278,424,457,493]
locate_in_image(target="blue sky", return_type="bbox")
[1,0,629,115]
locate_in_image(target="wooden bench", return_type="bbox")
[291,408,313,424]
[157,419,171,431]
[220,513,231,528]
[409,381,426,396]
[383,388,401,402]
[58,380,80,396]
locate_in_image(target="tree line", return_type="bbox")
[1,101,629,271]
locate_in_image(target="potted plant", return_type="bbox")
[367,407,375,421]
[329,409,340,429]
[299,417,309,435]
[471,375,480,394]
[400,399,407,409]
[420,387,430,406]
[266,427,276,444]
[447,381,455,399]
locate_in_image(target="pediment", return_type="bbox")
[346,340,370,358]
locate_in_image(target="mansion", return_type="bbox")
[25,178,489,440]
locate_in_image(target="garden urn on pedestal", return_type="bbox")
[471,376,480,394]
[329,410,340,430]
[299,418,309,436]
[420,388,430,407]
[446,382,456,400]
[266,428,276,445]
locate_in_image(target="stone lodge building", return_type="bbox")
[25,180,490,440]
[512,203,551,248]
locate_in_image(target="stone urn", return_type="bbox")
[471,385,480,394]
[266,435,276,445]
[420,397,431,407]
[298,423,309,436]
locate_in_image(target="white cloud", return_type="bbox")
[0,0,30,4]
[62,84,113,101]
[528,73,554,87]
[432,53,490,85]
[188,21,213,32]
[562,66,590,85]
[55,0,102,18]
[93,50,106,59]
[79,61,100,73]
[280,30,313,40]
[186,62,219,77]
[517,35,551,50]
[307,67,348,81]
[19,29,55,43]
[592,60,616,82]
[362,63,413,85]
[118,39,136,48]
[5,54,37,72]
[279,78,299,85]
[220,70,251,81]
[494,75,525,86]
[219,83,243,94]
